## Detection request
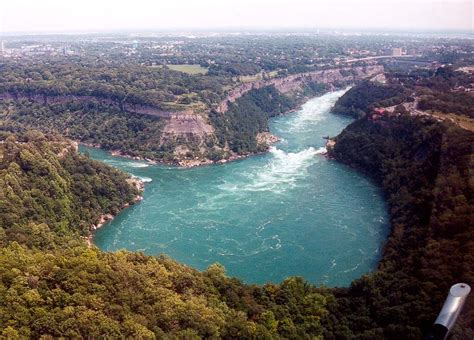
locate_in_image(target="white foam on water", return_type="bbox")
[104,159,149,169]
[129,163,150,168]
[315,147,327,154]
[289,87,351,133]
[219,146,319,194]
[131,174,153,183]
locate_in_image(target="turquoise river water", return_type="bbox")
[80,89,389,287]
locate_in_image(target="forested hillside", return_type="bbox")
[0,54,372,164]
[326,114,473,338]
[0,58,229,110]
[0,100,169,160]
[333,67,474,120]
[0,131,334,338]
[2,110,472,339]
[0,131,139,243]
[331,80,409,118]
[210,86,297,155]
[402,67,474,118]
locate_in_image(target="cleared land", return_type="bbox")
[239,70,279,83]
[166,64,209,74]
[431,111,474,132]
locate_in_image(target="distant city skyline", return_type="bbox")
[1,0,472,34]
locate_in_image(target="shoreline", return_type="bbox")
[80,87,388,286]
[77,88,341,169]
[85,177,145,248]
[78,138,280,169]
[82,89,345,248]
[79,92,330,248]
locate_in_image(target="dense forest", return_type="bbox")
[0,131,139,244]
[331,81,409,118]
[332,67,474,120]
[0,130,336,338]
[0,100,171,161]
[405,67,474,118]
[326,114,473,338]
[210,83,331,156]
[0,58,229,110]
[1,107,472,338]
[210,86,297,155]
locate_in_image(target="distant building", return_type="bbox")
[392,47,403,56]
[373,108,386,115]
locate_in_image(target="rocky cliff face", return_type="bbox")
[0,64,384,165]
[0,92,173,118]
[216,65,384,113]
[161,112,215,139]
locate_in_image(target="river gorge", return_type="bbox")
[80,89,389,286]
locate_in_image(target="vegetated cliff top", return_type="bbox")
[0,130,333,339]
[327,111,473,338]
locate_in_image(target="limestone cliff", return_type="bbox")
[0,92,173,118]
[215,65,384,113]
[0,64,384,165]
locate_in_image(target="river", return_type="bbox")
[80,89,389,286]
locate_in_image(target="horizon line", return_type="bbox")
[1,26,473,37]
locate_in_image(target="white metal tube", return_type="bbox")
[434,283,471,333]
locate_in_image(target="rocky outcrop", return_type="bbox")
[57,140,79,159]
[216,65,384,112]
[86,176,145,247]
[0,92,173,118]
[1,64,384,166]
[161,112,215,139]
[256,132,280,147]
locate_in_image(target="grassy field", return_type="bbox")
[166,64,209,75]
[431,111,474,132]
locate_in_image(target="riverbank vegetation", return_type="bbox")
[1,105,472,338]
[0,131,139,244]
[327,114,473,338]
[0,130,334,338]
[331,81,409,118]
[0,100,168,160]
[210,86,296,154]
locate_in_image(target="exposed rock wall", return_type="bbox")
[0,64,384,164]
[0,90,215,159]
[216,65,384,112]
[0,92,173,118]
[161,112,215,139]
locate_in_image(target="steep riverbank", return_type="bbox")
[1,64,383,167]
[84,89,389,286]
[323,113,474,337]
[86,176,145,247]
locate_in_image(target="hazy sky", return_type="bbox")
[0,0,472,33]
